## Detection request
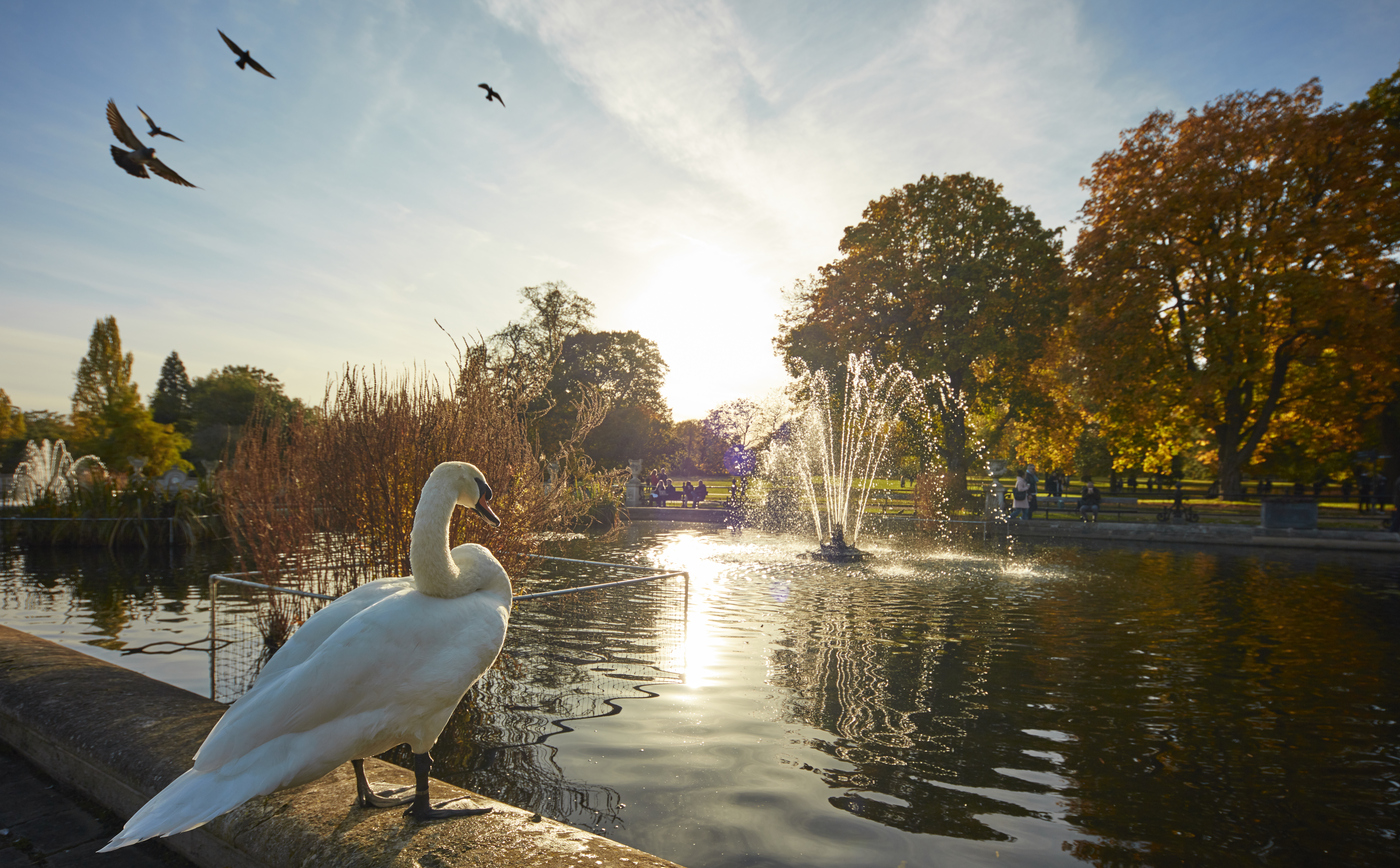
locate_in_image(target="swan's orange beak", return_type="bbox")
[472,477,501,527]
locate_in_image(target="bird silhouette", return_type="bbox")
[478,83,505,107]
[106,101,196,188]
[219,29,275,78]
[137,106,183,141]
[99,462,510,850]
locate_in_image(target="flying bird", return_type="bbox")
[478,83,505,107]
[100,461,511,850]
[218,29,275,78]
[137,106,183,141]
[106,101,196,188]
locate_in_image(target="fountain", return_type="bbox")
[9,439,106,505]
[762,355,922,562]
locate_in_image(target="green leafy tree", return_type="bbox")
[489,281,597,404]
[188,365,296,429]
[1069,80,1400,496]
[151,351,192,428]
[669,418,727,475]
[776,172,1066,487]
[70,317,190,473]
[1361,58,1400,127]
[0,389,27,471]
[0,389,23,441]
[185,365,305,463]
[537,330,673,466]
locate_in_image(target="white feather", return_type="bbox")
[101,462,510,851]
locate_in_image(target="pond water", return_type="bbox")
[2,524,1398,867]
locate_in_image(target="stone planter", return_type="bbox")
[1261,497,1318,530]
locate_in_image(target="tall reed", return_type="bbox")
[219,351,600,602]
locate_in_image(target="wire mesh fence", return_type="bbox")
[209,554,690,709]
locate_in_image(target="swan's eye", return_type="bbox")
[475,477,493,502]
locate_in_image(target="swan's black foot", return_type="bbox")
[405,799,493,821]
[402,751,493,822]
[352,758,413,808]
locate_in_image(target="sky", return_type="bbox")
[2,0,1398,423]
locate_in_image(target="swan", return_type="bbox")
[101,461,511,851]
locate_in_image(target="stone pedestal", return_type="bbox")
[625,459,643,507]
[1261,498,1318,530]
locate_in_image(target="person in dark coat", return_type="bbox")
[1079,481,1102,522]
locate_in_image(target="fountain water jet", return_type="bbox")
[762,355,922,562]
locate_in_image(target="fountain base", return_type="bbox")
[807,543,866,563]
[802,526,866,562]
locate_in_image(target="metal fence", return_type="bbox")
[208,555,690,705]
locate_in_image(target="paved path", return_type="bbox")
[0,741,191,868]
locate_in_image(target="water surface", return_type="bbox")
[2,527,1397,867]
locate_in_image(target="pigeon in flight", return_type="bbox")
[219,29,275,78]
[106,100,197,188]
[479,83,505,107]
[137,106,183,141]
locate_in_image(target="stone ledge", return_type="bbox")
[0,624,684,868]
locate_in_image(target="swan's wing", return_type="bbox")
[147,157,197,188]
[106,101,142,150]
[194,589,508,772]
[249,577,412,686]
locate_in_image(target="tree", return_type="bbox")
[488,282,596,404]
[537,330,673,466]
[1069,80,1400,496]
[0,389,27,471]
[184,365,306,464]
[1361,58,1400,127]
[151,351,192,428]
[776,173,1066,486]
[70,317,190,473]
[0,389,23,442]
[669,418,727,475]
[188,365,296,429]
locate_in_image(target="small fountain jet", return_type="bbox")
[106,101,197,188]
[478,83,505,107]
[219,29,276,78]
[137,107,183,141]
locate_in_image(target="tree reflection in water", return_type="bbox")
[11,527,1400,867]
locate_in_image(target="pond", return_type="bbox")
[2,524,1398,867]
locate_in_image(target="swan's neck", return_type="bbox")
[409,477,465,598]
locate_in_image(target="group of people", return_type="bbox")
[1008,464,1101,522]
[1354,471,1394,515]
[647,470,708,508]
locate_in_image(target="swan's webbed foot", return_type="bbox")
[352,758,413,808]
[406,798,493,821]
[403,751,493,822]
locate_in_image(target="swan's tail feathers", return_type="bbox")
[98,766,272,852]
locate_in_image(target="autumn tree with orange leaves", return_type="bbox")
[1068,79,1400,496]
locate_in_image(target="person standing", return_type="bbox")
[1359,472,1372,513]
[1011,468,1030,520]
[1025,464,1039,519]
[683,480,694,507]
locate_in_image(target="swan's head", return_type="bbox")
[450,462,501,527]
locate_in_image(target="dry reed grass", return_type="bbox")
[219,346,606,612]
